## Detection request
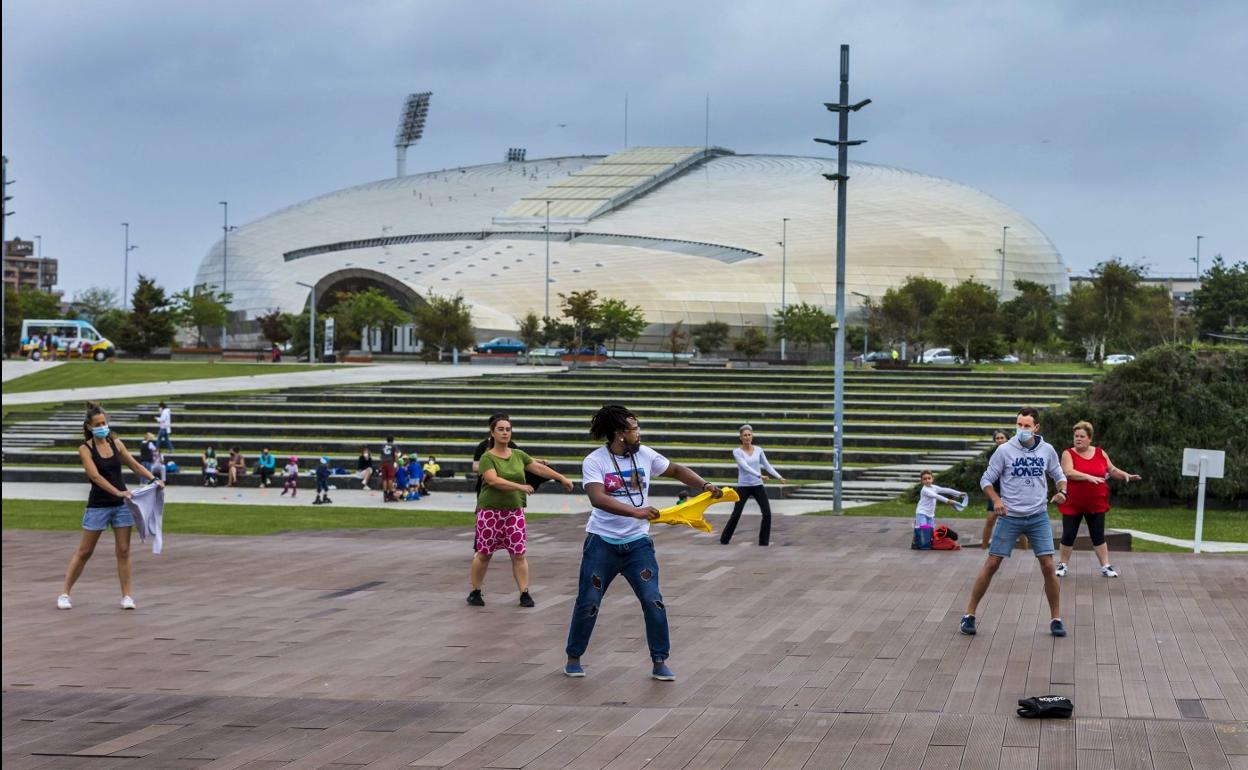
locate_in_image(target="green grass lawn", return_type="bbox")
[2,361,349,395]
[808,499,1247,546]
[1,499,555,536]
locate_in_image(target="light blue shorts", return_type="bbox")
[989,511,1055,558]
[82,505,134,531]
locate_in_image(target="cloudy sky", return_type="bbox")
[3,0,1245,301]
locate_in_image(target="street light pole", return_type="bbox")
[35,234,42,292]
[999,225,1010,297]
[121,223,136,307]
[544,200,551,320]
[816,44,871,514]
[851,290,869,362]
[296,281,316,364]
[219,201,229,350]
[779,218,789,362]
[1194,235,1203,281]
[2,156,12,357]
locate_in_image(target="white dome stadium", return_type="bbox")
[196,147,1067,341]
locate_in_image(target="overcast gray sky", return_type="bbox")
[4,0,1245,302]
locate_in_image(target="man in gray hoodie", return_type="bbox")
[960,407,1070,638]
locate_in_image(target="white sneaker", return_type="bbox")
[120,596,136,610]
[1101,565,1119,578]
[57,594,72,610]
[1055,562,1068,577]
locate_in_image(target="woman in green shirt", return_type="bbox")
[469,414,573,608]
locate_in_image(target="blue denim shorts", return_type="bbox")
[989,511,1055,558]
[82,504,134,531]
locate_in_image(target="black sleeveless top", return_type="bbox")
[85,436,126,508]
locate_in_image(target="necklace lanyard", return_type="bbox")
[608,449,644,508]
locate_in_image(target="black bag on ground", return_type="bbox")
[1016,695,1073,718]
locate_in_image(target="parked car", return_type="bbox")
[19,319,116,362]
[1104,353,1135,366]
[565,343,608,356]
[474,337,526,354]
[920,347,962,365]
[854,351,892,363]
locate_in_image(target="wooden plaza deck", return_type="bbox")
[3,514,1246,768]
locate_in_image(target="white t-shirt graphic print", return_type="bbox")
[582,445,670,540]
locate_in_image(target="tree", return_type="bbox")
[171,283,232,347]
[4,288,64,354]
[326,288,410,354]
[558,289,601,356]
[516,312,544,361]
[256,310,292,346]
[1061,283,1106,363]
[664,321,689,364]
[931,279,1001,362]
[773,302,836,357]
[94,308,130,346]
[413,291,474,361]
[879,276,946,361]
[114,275,175,357]
[692,321,731,356]
[284,311,325,360]
[70,287,119,324]
[542,315,576,351]
[733,325,768,362]
[1192,256,1248,337]
[597,298,647,356]
[1002,279,1059,362]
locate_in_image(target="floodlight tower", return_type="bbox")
[394,92,432,178]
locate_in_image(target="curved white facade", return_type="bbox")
[195,151,1067,335]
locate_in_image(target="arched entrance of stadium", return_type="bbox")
[305,268,426,355]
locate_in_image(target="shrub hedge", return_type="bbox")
[927,344,1247,506]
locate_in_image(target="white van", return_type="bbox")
[19,319,116,362]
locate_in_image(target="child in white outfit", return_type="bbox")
[914,470,965,549]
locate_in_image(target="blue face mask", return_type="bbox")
[1016,428,1034,443]
[91,425,110,439]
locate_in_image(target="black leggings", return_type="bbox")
[720,485,772,546]
[1060,512,1106,547]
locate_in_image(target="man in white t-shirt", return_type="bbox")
[563,404,721,682]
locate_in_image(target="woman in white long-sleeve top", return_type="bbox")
[720,424,785,546]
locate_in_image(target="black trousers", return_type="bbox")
[1060,512,1106,547]
[720,485,772,545]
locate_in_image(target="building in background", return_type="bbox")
[3,238,60,298]
[193,147,1069,350]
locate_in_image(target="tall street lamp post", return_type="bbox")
[34,234,42,291]
[121,223,138,307]
[1193,235,1204,281]
[998,225,1010,297]
[779,218,789,361]
[851,290,869,362]
[219,201,231,350]
[544,200,552,320]
[296,281,317,364]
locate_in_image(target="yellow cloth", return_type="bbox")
[654,488,740,533]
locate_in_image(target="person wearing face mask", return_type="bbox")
[1055,420,1142,579]
[562,404,722,682]
[960,407,1069,638]
[58,402,164,611]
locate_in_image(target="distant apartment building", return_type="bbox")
[3,237,60,296]
[1069,274,1200,314]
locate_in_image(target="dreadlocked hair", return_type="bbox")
[589,404,636,443]
[82,401,106,442]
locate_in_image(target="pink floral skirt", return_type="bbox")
[474,508,527,555]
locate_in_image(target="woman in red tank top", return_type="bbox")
[1056,420,1141,579]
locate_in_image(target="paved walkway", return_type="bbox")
[0,481,848,516]
[3,517,1246,768]
[1,359,63,383]
[0,362,560,406]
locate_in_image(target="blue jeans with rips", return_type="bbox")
[565,533,669,662]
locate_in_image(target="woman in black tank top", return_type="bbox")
[59,402,162,612]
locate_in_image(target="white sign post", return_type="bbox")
[323,318,335,361]
[1182,448,1226,554]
